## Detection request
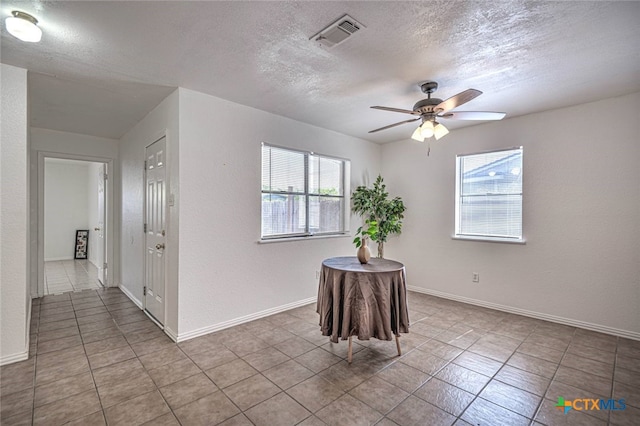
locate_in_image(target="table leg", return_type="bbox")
[348,336,353,364]
[395,335,402,356]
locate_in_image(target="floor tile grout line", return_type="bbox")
[168,312,373,423]
[524,324,574,425]
[35,289,139,424]
[179,326,308,419]
[86,289,167,425]
[30,299,42,426]
[303,312,508,422]
[43,260,103,296]
[79,317,107,425]
[153,315,345,424]
[452,319,541,424]
[531,326,615,425]
[462,316,616,422]
[417,315,536,421]
[609,336,619,425]
[14,291,640,426]
[323,319,510,422]
[36,290,93,423]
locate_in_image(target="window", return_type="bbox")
[455,147,523,242]
[261,144,349,239]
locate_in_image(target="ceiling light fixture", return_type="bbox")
[411,119,448,142]
[420,121,435,139]
[410,126,423,142]
[433,122,449,140]
[6,11,42,42]
[369,81,506,152]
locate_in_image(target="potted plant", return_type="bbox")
[351,175,406,259]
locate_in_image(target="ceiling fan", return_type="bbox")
[369,81,506,141]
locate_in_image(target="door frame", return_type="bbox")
[142,135,168,327]
[97,163,107,285]
[35,151,115,298]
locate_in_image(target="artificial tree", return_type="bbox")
[351,175,406,258]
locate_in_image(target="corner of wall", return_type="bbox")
[117,87,180,335]
[0,64,30,365]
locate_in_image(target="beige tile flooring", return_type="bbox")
[44,260,103,295]
[1,288,639,425]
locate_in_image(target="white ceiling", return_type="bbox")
[2,1,639,143]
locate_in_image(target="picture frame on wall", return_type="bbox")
[74,230,89,259]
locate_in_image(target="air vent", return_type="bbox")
[338,20,359,34]
[310,14,364,48]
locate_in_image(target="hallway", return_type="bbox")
[44,260,102,295]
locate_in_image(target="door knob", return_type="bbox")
[156,243,165,250]
[94,227,101,231]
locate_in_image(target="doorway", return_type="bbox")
[37,154,113,297]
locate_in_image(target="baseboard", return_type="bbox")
[26,298,32,353]
[0,351,29,366]
[44,256,74,262]
[2,302,36,366]
[176,296,317,343]
[2,300,36,366]
[407,286,640,341]
[119,283,178,342]
[1,297,32,366]
[164,326,178,342]
[118,283,143,309]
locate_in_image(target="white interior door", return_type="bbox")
[144,137,166,325]
[96,164,107,285]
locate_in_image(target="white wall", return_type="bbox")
[119,89,179,336]
[31,128,120,157]
[0,64,30,365]
[30,128,119,295]
[177,88,381,339]
[44,160,91,261]
[381,92,640,337]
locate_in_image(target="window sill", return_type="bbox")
[258,233,351,244]
[452,235,526,245]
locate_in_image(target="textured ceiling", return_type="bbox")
[1,1,639,142]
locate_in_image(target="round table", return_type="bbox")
[316,256,410,362]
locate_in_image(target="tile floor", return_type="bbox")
[1,288,639,425]
[44,260,103,295]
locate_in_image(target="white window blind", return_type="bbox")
[261,144,348,239]
[455,147,523,241]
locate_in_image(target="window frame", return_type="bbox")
[261,143,350,241]
[453,146,525,244]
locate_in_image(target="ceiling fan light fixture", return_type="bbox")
[5,11,42,42]
[369,81,506,146]
[420,121,435,139]
[411,126,424,142]
[434,122,449,140]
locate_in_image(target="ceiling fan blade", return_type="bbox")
[368,118,420,133]
[435,89,482,113]
[371,106,421,115]
[439,111,506,121]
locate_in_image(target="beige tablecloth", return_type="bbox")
[317,256,410,343]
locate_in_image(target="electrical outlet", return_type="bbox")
[472,272,480,283]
